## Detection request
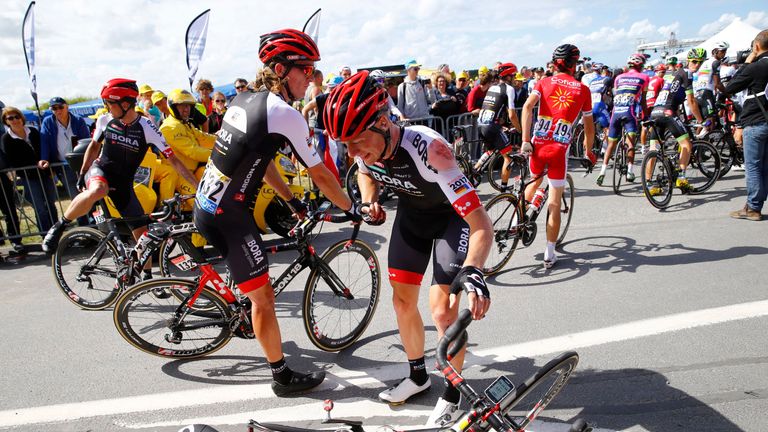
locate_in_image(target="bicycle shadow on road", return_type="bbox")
[661,186,746,213]
[461,353,749,431]
[488,235,768,285]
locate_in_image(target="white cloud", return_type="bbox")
[745,11,768,28]
[548,9,592,29]
[698,13,739,36]
[657,22,680,37]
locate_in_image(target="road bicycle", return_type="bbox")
[640,119,722,209]
[112,201,381,357]
[52,194,195,310]
[451,125,524,193]
[482,154,593,275]
[609,128,638,195]
[247,309,589,432]
[570,115,603,161]
[704,101,744,178]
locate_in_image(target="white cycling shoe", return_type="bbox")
[378,377,431,405]
[544,253,558,269]
[425,397,462,427]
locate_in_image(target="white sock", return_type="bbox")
[544,241,556,261]
[627,164,634,175]
[600,164,608,175]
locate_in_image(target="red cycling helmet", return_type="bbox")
[323,70,388,142]
[627,53,646,68]
[259,29,320,64]
[654,64,667,72]
[100,78,139,101]
[497,63,518,78]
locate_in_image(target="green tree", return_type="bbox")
[27,95,97,111]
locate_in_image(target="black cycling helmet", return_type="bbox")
[552,44,581,72]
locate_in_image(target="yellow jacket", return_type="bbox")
[158,116,216,171]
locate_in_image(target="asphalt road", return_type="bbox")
[1,163,766,432]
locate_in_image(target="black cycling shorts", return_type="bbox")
[648,111,689,143]
[86,163,144,226]
[478,123,510,152]
[695,90,716,118]
[193,206,270,293]
[387,208,468,286]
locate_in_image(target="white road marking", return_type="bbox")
[1,299,767,428]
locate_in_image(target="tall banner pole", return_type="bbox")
[22,1,41,126]
[185,9,211,92]
[302,8,322,42]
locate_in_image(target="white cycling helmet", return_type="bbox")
[712,41,730,51]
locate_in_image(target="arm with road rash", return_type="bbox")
[427,138,492,318]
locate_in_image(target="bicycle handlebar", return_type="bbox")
[148,194,195,222]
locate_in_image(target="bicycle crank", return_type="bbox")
[521,221,537,247]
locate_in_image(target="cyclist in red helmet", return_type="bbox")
[520,44,597,269]
[42,78,198,257]
[193,29,358,397]
[324,70,492,426]
[474,62,522,190]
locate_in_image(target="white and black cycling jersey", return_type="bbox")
[477,82,515,125]
[195,90,321,215]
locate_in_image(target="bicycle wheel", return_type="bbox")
[345,163,362,202]
[457,157,479,188]
[709,131,733,178]
[612,143,625,195]
[487,153,526,193]
[483,193,522,275]
[546,174,575,247]
[641,150,674,209]
[303,239,381,352]
[570,124,585,158]
[52,227,122,310]
[113,278,233,359]
[501,351,579,430]
[687,140,721,194]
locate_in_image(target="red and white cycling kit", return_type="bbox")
[356,125,481,285]
[529,74,592,187]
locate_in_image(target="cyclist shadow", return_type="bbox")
[158,327,428,387]
[661,186,746,213]
[462,354,747,431]
[488,235,768,283]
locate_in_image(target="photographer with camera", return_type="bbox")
[723,30,768,221]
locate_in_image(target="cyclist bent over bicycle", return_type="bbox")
[475,63,522,190]
[193,29,359,397]
[521,44,597,269]
[42,79,198,256]
[324,71,492,427]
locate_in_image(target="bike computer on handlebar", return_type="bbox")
[484,375,515,404]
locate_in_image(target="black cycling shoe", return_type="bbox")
[271,370,326,397]
[41,221,66,254]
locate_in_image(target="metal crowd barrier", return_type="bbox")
[0,162,77,244]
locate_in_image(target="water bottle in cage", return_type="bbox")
[529,188,547,215]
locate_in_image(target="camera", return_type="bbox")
[735,49,752,65]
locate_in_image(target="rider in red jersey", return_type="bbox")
[520,44,597,269]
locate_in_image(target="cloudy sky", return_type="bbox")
[0,0,766,110]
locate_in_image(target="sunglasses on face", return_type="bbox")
[51,105,65,111]
[214,99,226,103]
[5,115,20,121]
[291,64,315,78]
[689,60,702,64]
[235,85,246,90]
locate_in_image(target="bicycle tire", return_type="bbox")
[710,132,733,178]
[641,150,674,209]
[113,278,233,359]
[687,140,721,194]
[52,227,123,310]
[303,239,381,352]
[612,143,625,195]
[546,174,575,247]
[501,351,579,430]
[483,193,522,275]
[457,157,479,188]
[265,197,295,238]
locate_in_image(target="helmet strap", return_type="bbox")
[369,121,397,160]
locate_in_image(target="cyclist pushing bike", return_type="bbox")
[475,62,522,191]
[193,29,360,397]
[521,44,597,269]
[596,53,650,185]
[646,48,707,194]
[42,78,199,261]
[323,70,493,426]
